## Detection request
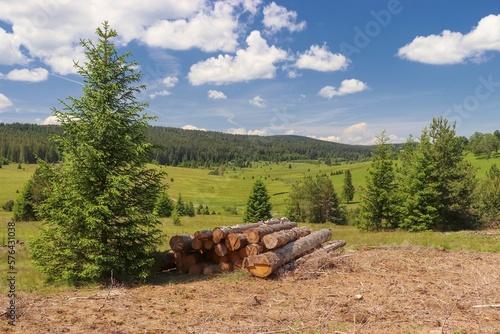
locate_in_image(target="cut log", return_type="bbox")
[262,226,311,250]
[151,251,176,272]
[243,228,332,278]
[214,243,229,257]
[245,242,266,256]
[212,222,263,244]
[203,239,214,250]
[225,233,248,251]
[169,235,194,252]
[194,230,213,240]
[229,250,241,264]
[191,238,203,250]
[244,221,297,244]
[203,264,221,275]
[238,247,249,258]
[174,251,203,273]
[188,262,208,275]
[218,262,233,272]
[295,240,347,265]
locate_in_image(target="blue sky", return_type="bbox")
[1,0,499,144]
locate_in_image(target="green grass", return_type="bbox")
[1,156,499,294]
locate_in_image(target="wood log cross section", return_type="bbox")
[167,219,344,278]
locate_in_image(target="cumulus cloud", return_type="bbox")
[142,1,240,52]
[207,90,227,100]
[0,0,247,74]
[0,28,28,65]
[188,30,288,85]
[182,124,207,131]
[263,2,306,33]
[296,44,350,72]
[4,68,49,82]
[148,90,171,99]
[249,95,266,108]
[162,76,178,87]
[318,79,368,99]
[42,115,59,125]
[228,127,267,135]
[0,93,13,110]
[398,14,500,64]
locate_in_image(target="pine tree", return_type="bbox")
[244,179,272,222]
[30,23,165,284]
[286,174,346,224]
[342,169,355,203]
[357,131,397,231]
[478,164,500,223]
[154,192,174,218]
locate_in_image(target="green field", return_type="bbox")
[1,155,499,293]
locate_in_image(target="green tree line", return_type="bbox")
[0,123,375,166]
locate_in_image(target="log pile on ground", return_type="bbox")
[168,218,344,277]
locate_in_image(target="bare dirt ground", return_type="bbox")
[2,247,499,334]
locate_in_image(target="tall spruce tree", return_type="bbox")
[244,179,272,222]
[357,131,397,231]
[342,169,355,203]
[30,23,165,284]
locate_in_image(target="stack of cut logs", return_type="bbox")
[168,218,337,278]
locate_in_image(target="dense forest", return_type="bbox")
[0,123,375,166]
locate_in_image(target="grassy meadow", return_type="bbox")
[1,154,499,293]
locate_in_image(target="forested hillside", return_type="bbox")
[0,123,374,166]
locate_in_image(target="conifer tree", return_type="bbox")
[357,131,397,231]
[244,179,272,222]
[30,23,165,284]
[342,169,355,203]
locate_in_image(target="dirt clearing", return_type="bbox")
[3,247,499,333]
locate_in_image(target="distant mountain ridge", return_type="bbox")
[0,123,374,166]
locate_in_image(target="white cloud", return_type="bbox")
[4,68,49,82]
[296,44,350,72]
[0,93,13,110]
[228,127,266,135]
[188,30,288,85]
[398,14,500,64]
[309,135,341,142]
[0,28,28,65]
[207,90,227,100]
[162,76,178,87]
[182,124,207,131]
[142,1,239,52]
[42,115,59,125]
[318,79,368,99]
[148,90,171,99]
[263,2,306,33]
[0,0,234,74]
[249,95,266,108]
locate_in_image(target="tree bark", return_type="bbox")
[212,222,263,244]
[151,251,176,272]
[229,250,241,264]
[262,226,311,250]
[243,228,332,278]
[225,233,248,251]
[295,240,347,265]
[244,221,297,244]
[194,230,213,240]
[169,235,194,252]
